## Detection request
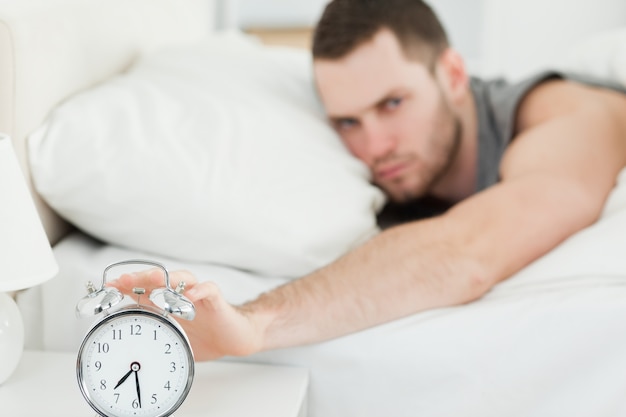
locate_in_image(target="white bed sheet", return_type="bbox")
[20,187,626,417]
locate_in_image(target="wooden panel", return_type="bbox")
[245,27,313,49]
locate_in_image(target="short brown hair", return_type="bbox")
[312,0,449,68]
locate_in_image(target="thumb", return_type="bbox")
[185,281,225,310]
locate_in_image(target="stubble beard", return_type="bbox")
[380,115,462,204]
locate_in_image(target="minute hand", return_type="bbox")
[134,370,142,408]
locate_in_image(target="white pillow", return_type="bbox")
[29,32,385,278]
[554,27,626,87]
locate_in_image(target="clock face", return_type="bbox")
[77,308,194,417]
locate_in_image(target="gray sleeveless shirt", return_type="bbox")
[473,70,626,192]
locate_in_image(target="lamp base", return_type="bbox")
[0,292,24,385]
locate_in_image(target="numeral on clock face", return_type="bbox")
[130,324,142,336]
[77,309,193,417]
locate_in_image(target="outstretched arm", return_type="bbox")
[111,81,626,360]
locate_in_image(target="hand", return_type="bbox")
[109,269,265,361]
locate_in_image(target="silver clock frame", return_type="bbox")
[75,260,196,417]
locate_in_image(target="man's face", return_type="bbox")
[314,29,461,203]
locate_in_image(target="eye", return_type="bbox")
[334,118,359,132]
[382,97,402,111]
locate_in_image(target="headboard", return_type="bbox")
[0,0,216,244]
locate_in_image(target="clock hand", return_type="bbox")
[114,369,133,390]
[134,363,142,408]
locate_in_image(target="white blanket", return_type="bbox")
[20,168,626,416]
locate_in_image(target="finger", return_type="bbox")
[109,268,199,295]
[184,281,223,307]
[168,270,200,290]
[108,268,163,294]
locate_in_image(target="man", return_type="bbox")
[112,0,626,361]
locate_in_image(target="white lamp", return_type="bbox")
[0,132,58,384]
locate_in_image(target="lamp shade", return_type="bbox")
[0,133,58,291]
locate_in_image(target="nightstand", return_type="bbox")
[0,351,308,417]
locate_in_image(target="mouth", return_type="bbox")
[375,161,410,181]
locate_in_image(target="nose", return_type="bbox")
[361,116,396,164]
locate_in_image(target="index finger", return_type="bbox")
[108,268,199,296]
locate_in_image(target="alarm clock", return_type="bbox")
[75,260,196,417]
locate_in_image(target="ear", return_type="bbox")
[434,48,469,104]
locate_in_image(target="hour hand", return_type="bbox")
[114,369,133,390]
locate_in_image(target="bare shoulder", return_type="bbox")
[503,78,626,177]
[499,77,626,214]
[515,78,626,133]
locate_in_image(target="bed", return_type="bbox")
[5,1,626,416]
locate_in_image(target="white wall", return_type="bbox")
[428,0,484,76]
[237,0,329,28]
[405,0,626,79]
[228,0,626,80]
[480,0,626,80]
